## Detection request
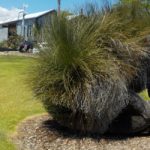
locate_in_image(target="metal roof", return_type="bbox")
[0,9,55,25]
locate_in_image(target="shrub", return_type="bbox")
[0,40,8,48]
[30,2,150,134]
[7,33,23,49]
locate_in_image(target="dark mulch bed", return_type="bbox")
[13,114,150,150]
[0,47,17,52]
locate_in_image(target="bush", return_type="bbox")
[7,33,23,49]
[0,40,8,48]
[30,2,150,134]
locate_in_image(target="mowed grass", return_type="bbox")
[0,56,45,150]
[140,90,150,101]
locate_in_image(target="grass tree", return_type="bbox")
[31,2,150,134]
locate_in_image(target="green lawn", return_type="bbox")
[0,56,45,150]
[140,90,150,101]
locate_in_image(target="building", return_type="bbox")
[0,9,56,42]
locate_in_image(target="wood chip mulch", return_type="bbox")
[12,114,150,150]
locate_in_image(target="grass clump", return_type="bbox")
[31,1,150,134]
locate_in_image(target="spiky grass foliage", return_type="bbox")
[114,0,150,40]
[31,2,150,134]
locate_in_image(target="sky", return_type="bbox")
[0,0,118,22]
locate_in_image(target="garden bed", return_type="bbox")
[0,47,17,52]
[13,114,150,150]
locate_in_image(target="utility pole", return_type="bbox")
[22,9,25,39]
[57,0,61,16]
[18,4,28,40]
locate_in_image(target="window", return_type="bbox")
[27,25,32,37]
